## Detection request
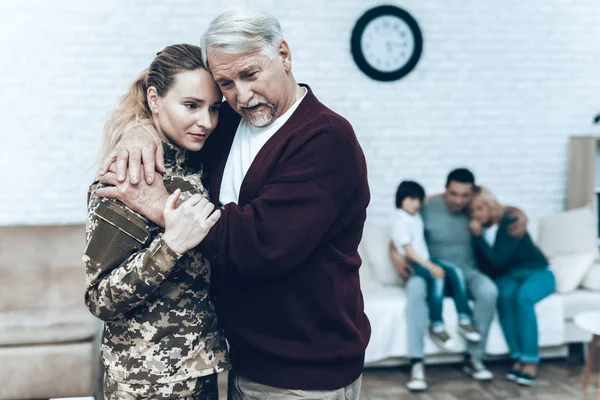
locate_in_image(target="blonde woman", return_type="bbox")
[469,186,555,387]
[84,44,229,399]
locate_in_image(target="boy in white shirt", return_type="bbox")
[392,181,481,390]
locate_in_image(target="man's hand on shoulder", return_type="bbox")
[505,205,528,238]
[99,120,165,185]
[97,168,169,226]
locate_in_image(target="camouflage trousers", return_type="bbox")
[104,372,219,400]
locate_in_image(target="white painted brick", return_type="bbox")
[1,0,600,225]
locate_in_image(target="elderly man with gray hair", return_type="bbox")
[97,7,371,400]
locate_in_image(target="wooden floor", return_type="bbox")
[359,359,598,400]
[55,350,600,399]
[217,351,600,399]
[51,348,599,399]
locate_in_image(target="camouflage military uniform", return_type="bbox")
[84,141,230,400]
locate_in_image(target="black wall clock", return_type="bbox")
[351,5,423,82]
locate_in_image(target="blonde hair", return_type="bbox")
[100,44,208,161]
[472,186,504,222]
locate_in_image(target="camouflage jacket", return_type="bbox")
[83,141,230,387]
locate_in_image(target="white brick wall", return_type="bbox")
[1,0,600,225]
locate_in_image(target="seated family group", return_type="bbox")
[390,168,556,391]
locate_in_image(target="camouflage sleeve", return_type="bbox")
[83,184,182,321]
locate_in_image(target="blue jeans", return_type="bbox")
[411,258,473,328]
[495,267,555,364]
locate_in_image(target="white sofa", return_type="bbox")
[359,207,600,366]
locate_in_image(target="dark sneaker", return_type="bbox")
[463,358,494,381]
[506,368,521,382]
[516,372,536,386]
[429,327,457,351]
[458,322,482,342]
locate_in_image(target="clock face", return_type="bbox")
[351,6,423,82]
[361,16,415,73]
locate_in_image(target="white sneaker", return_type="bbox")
[407,362,428,392]
[463,358,494,381]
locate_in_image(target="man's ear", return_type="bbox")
[277,40,292,72]
[147,86,159,113]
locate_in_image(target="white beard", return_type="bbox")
[245,109,275,127]
[238,96,277,127]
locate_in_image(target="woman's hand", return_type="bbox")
[469,219,483,236]
[505,206,528,238]
[162,190,221,255]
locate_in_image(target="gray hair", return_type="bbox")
[200,7,284,67]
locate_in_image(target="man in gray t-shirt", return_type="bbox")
[390,169,526,392]
[423,195,479,272]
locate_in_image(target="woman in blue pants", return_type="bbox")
[469,186,555,387]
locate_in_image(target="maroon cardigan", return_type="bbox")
[195,85,371,390]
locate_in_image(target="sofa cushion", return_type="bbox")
[363,286,564,363]
[560,289,600,320]
[537,208,598,293]
[581,261,600,291]
[0,225,88,312]
[550,253,597,293]
[538,207,598,257]
[0,341,100,399]
[358,242,383,292]
[0,225,101,346]
[527,215,541,245]
[361,223,403,286]
[0,308,100,346]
